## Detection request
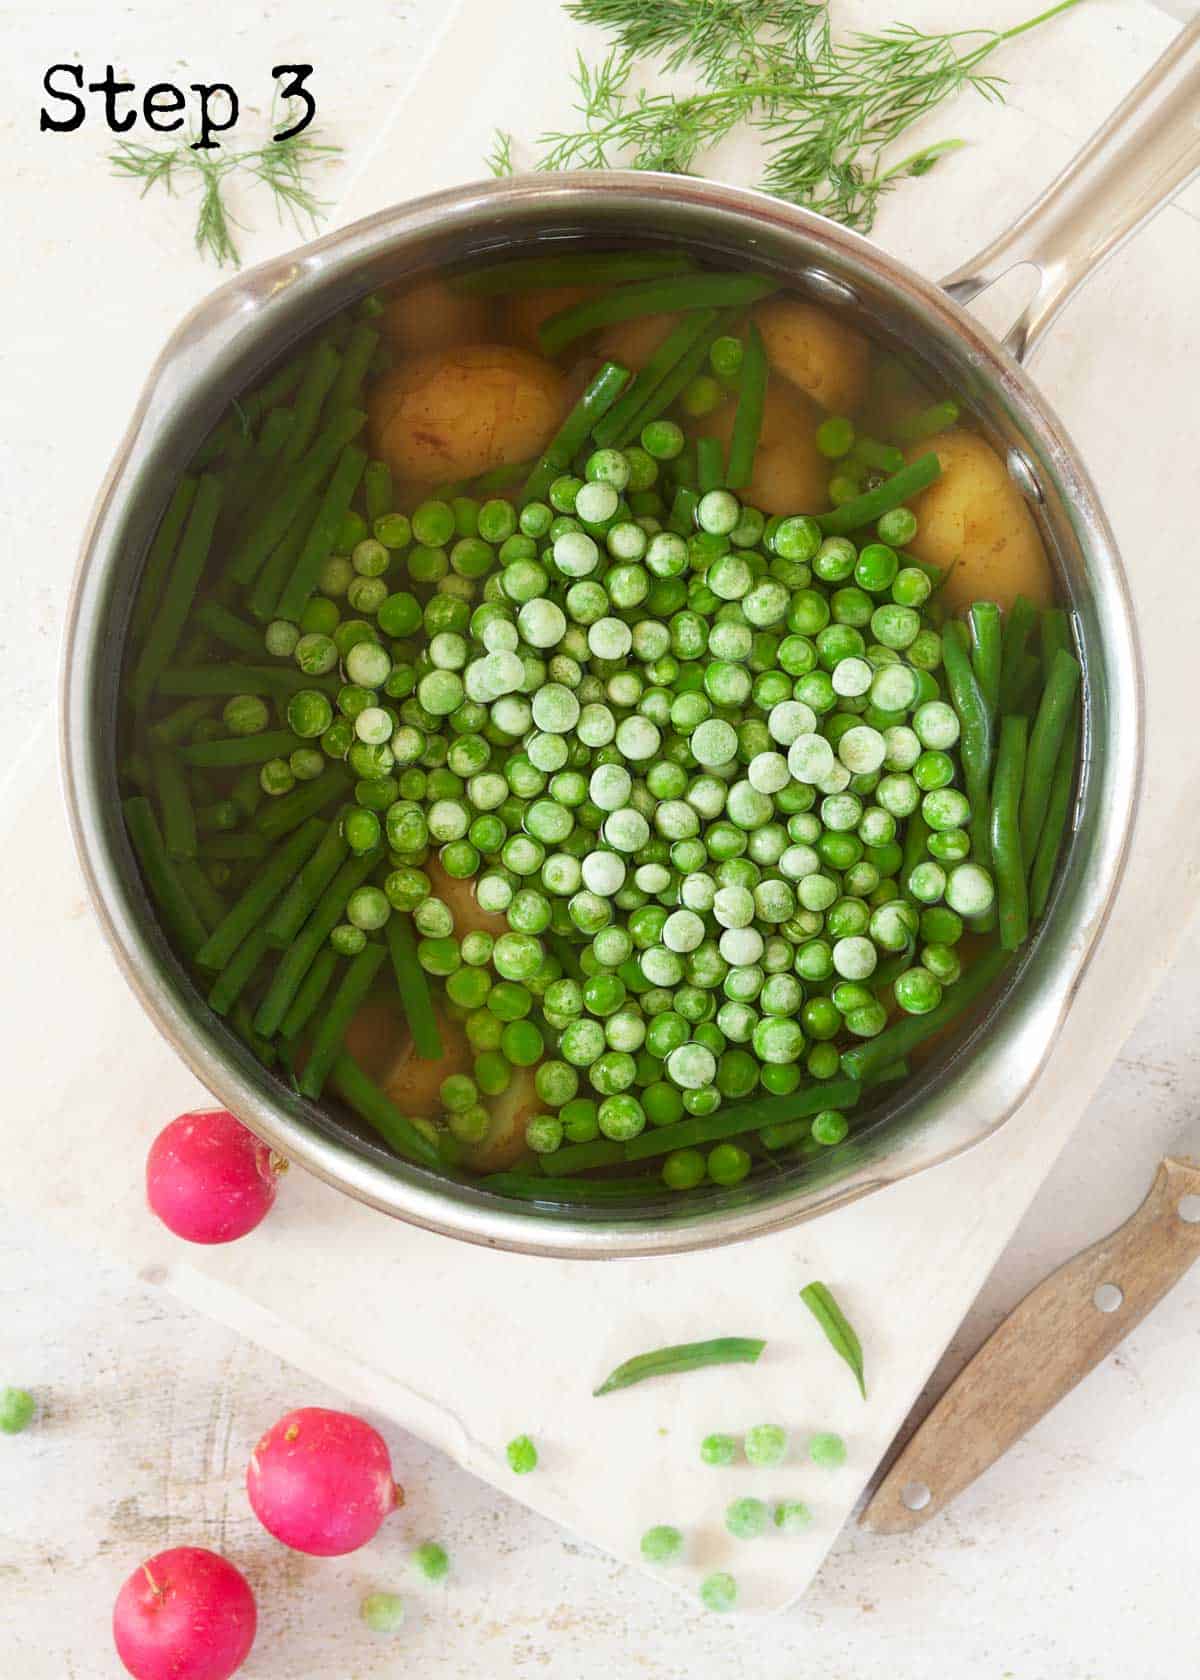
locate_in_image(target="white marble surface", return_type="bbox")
[4,0,1200,1673]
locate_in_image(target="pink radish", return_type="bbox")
[113,1546,256,1680]
[146,1109,279,1244]
[247,1406,401,1556]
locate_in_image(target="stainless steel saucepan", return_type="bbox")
[61,22,1200,1257]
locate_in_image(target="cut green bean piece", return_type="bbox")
[521,361,630,504]
[999,594,1037,713]
[325,323,380,417]
[130,475,223,709]
[180,731,300,770]
[991,714,1029,950]
[696,434,725,494]
[132,477,198,644]
[199,833,269,861]
[175,859,227,932]
[329,1051,441,1168]
[265,813,350,945]
[542,1137,626,1174]
[280,945,339,1041]
[151,748,197,861]
[816,453,940,537]
[1029,698,1080,919]
[194,601,265,657]
[1019,649,1080,863]
[299,942,386,1098]
[279,340,342,465]
[630,310,734,442]
[226,408,366,587]
[842,945,1010,1083]
[385,915,444,1060]
[248,490,322,624]
[800,1281,866,1399]
[893,399,959,443]
[725,320,767,491]
[968,601,1002,720]
[480,1173,652,1203]
[123,796,208,959]
[149,698,214,747]
[254,847,383,1037]
[195,818,325,971]
[538,273,778,358]
[275,444,368,622]
[158,665,337,698]
[230,998,278,1067]
[364,460,392,523]
[594,1336,766,1396]
[254,766,352,840]
[592,309,718,449]
[208,923,274,1016]
[622,1078,862,1163]
[942,621,994,868]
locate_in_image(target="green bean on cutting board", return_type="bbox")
[117,250,1082,1199]
[593,1337,766,1396]
[800,1281,866,1399]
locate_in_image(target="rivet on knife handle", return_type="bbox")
[860,1157,1200,1536]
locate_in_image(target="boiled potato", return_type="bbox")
[594,311,681,370]
[459,1066,541,1174]
[506,285,596,353]
[369,345,567,486]
[379,277,491,356]
[696,380,829,516]
[424,856,509,939]
[905,430,1053,613]
[753,297,870,415]
[341,998,406,1086]
[383,1012,473,1116]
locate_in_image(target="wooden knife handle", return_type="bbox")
[861,1157,1200,1535]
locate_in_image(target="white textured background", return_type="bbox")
[2,2,1199,1675]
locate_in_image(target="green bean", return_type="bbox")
[538,273,778,358]
[455,250,697,296]
[254,765,353,839]
[851,436,904,474]
[841,945,1010,1082]
[199,833,269,861]
[248,490,322,624]
[329,1051,442,1168]
[279,341,342,465]
[254,847,383,1036]
[621,1078,862,1163]
[628,310,734,438]
[194,601,265,657]
[1040,606,1071,681]
[1019,649,1081,863]
[968,601,1002,719]
[151,748,197,861]
[208,923,273,1016]
[893,399,959,442]
[385,915,445,1060]
[195,353,308,465]
[999,594,1037,712]
[696,434,725,494]
[226,407,366,587]
[180,730,300,769]
[593,1336,766,1396]
[901,809,930,900]
[158,665,335,698]
[1029,699,1080,919]
[175,859,228,932]
[275,445,368,623]
[872,943,916,992]
[123,796,208,959]
[364,459,393,523]
[131,478,198,644]
[668,485,699,535]
[231,765,264,818]
[297,943,386,1098]
[543,1137,626,1174]
[591,310,718,449]
[279,945,339,1041]
[521,362,631,504]
[221,415,288,532]
[800,1282,866,1398]
[990,715,1029,950]
[195,800,240,833]
[480,1173,652,1203]
[230,998,278,1067]
[130,475,224,709]
[816,453,940,537]
[195,818,325,971]
[325,323,380,417]
[149,698,214,747]
[941,621,994,867]
[724,320,767,491]
[265,814,350,945]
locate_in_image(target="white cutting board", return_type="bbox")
[10,0,1200,1611]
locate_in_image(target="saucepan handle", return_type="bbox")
[942,17,1200,362]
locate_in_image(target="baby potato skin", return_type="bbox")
[593,311,682,370]
[507,286,597,353]
[697,380,830,515]
[459,1066,542,1174]
[753,298,870,416]
[369,345,567,486]
[379,277,491,356]
[905,430,1053,613]
[424,856,510,939]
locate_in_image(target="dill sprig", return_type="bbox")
[109,103,342,268]
[487,130,516,177]
[512,0,1085,232]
